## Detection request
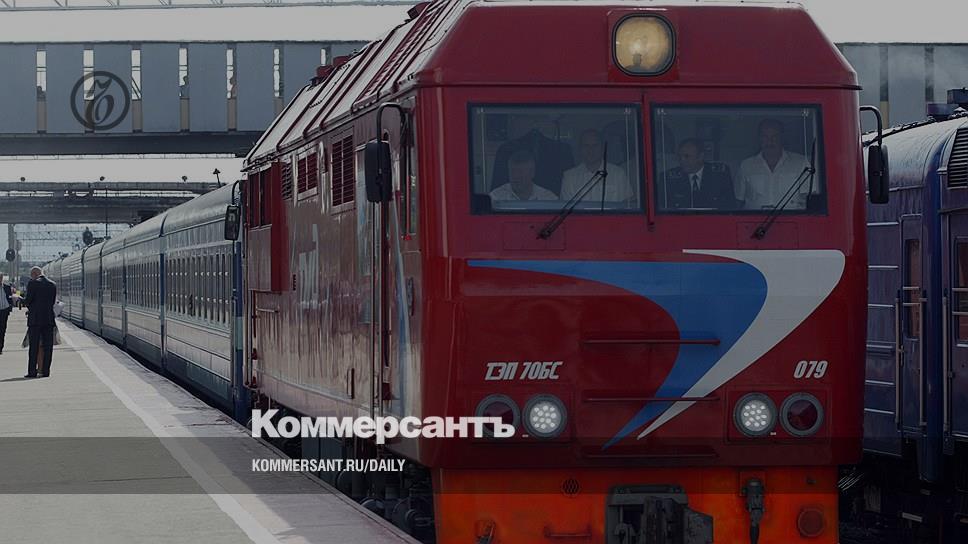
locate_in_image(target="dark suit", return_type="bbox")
[24,275,56,376]
[0,283,12,353]
[660,162,739,210]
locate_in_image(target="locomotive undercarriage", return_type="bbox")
[841,444,968,544]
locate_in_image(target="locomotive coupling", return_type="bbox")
[742,478,765,544]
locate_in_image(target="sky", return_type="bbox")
[0,5,413,43]
[0,1,966,44]
[789,0,968,43]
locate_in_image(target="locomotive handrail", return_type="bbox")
[919,295,927,429]
[584,395,719,403]
[894,296,902,429]
[582,337,720,346]
[943,293,951,433]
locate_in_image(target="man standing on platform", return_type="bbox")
[23,266,56,378]
[0,273,12,355]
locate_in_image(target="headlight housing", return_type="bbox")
[613,15,676,75]
[523,394,567,439]
[475,394,519,437]
[733,393,777,437]
[780,393,824,437]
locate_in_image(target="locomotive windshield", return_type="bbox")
[468,104,644,214]
[653,105,826,214]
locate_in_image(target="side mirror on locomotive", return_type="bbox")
[223,205,241,241]
[364,140,393,203]
[867,144,890,204]
[860,104,890,204]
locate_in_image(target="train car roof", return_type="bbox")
[875,116,968,191]
[162,184,235,235]
[245,0,854,168]
[82,241,105,261]
[63,250,83,267]
[125,212,167,248]
[103,232,125,255]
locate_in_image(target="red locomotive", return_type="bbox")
[242,2,883,542]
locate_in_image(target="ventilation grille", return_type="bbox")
[358,0,447,100]
[306,152,318,191]
[281,162,293,200]
[297,156,308,193]
[950,127,968,188]
[331,136,355,207]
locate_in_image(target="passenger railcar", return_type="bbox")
[82,242,103,335]
[853,93,968,542]
[161,187,238,410]
[100,235,125,345]
[241,1,881,542]
[55,185,246,419]
[122,213,166,365]
[63,250,84,326]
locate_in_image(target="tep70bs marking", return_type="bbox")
[485,361,563,381]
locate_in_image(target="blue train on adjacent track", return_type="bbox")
[847,89,968,543]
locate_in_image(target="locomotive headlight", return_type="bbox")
[475,394,519,437]
[733,393,777,437]
[613,15,675,75]
[524,395,567,438]
[780,393,824,437]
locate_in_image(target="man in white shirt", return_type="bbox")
[559,129,632,204]
[489,150,558,202]
[737,119,813,210]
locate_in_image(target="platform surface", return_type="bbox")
[0,311,417,544]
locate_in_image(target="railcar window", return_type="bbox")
[653,105,825,214]
[955,242,968,341]
[469,104,643,214]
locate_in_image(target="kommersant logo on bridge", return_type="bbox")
[251,410,514,443]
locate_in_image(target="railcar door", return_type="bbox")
[900,215,926,433]
[942,213,968,441]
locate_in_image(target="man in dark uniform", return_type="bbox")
[660,138,738,210]
[23,266,57,378]
[0,273,12,354]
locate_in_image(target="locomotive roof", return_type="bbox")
[162,183,235,235]
[245,0,853,169]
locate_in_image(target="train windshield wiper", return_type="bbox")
[537,143,608,240]
[751,140,817,240]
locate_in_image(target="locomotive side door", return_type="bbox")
[369,103,419,420]
[900,215,926,433]
[942,213,968,441]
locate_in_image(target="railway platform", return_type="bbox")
[0,311,416,544]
